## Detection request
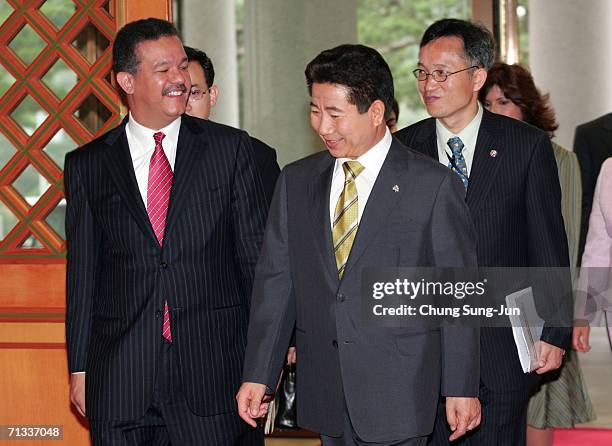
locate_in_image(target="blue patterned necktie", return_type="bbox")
[447,136,469,189]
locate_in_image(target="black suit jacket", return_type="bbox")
[396,109,571,391]
[243,141,480,441]
[573,112,612,261]
[65,115,268,421]
[250,137,280,205]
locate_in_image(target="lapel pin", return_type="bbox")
[392,185,400,193]
[489,149,497,158]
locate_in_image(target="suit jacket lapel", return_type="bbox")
[164,117,203,242]
[101,117,159,247]
[466,110,504,213]
[308,153,339,285]
[343,142,405,277]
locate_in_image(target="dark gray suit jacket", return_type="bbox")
[65,115,268,422]
[396,110,572,392]
[243,140,479,442]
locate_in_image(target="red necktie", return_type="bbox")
[147,132,173,342]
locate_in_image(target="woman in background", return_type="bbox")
[574,159,612,354]
[480,62,595,446]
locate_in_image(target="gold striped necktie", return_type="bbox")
[333,160,364,279]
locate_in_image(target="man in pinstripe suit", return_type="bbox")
[395,19,571,445]
[65,18,267,445]
[183,46,280,204]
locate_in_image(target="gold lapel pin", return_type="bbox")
[489,149,497,158]
[392,185,400,192]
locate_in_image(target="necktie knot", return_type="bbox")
[343,160,365,180]
[447,136,464,157]
[153,131,166,148]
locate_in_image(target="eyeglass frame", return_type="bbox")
[412,65,480,83]
[189,87,212,101]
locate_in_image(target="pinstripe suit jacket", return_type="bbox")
[64,115,269,421]
[396,109,572,391]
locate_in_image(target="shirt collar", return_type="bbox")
[126,113,182,160]
[334,127,392,177]
[436,102,483,154]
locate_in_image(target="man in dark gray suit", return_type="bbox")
[236,44,481,445]
[183,46,280,203]
[395,19,570,446]
[65,18,266,445]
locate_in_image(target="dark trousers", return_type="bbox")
[428,383,530,446]
[90,341,263,446]
[321,406,427,446]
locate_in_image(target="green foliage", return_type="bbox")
[39,0,76,30]
[357,0,471,127]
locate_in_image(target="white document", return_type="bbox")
[505,287,544,373]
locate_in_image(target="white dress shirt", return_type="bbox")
[125,113,182,207]
[435,102,483,175]
[72,114,182,375]
[329,128,392,227]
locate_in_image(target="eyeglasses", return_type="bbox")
[412,66,479,83]
[189,87,211,101]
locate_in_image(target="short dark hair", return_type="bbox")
[479,62,559,137]
[305,44,394,118]
[184,46,215,86]
[113,18,180,74]
[420,18,496,70]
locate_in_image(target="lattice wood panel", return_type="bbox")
[0,0,122,262]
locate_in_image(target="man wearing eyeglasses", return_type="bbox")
[184,46,280,203]
[396,19,571,446]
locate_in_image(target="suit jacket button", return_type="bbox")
[332,340,338,348]
[160,262,168,269]
[155,310,162,318]
[337,293,345,302]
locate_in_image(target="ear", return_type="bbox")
[116,72,135,95]
[472,67,488,93]
[209,84,219,108]
[369,99,386,126]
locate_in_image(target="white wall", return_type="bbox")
[529,0,612,148]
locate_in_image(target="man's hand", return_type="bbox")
[445,397,481,441]
[236,382,270,427]
[535,341,564,374]
[572,320,591,352]
[286,347,296,364]
[70,373,86,417]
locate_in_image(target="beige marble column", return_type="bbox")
[243,1,358,166]
[181,0,239,126]
[529,0,612,148]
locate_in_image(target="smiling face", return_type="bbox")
[482,84,524,121]
[417,36,486,133]
[309,82,386,159]
[116,35,190,130]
